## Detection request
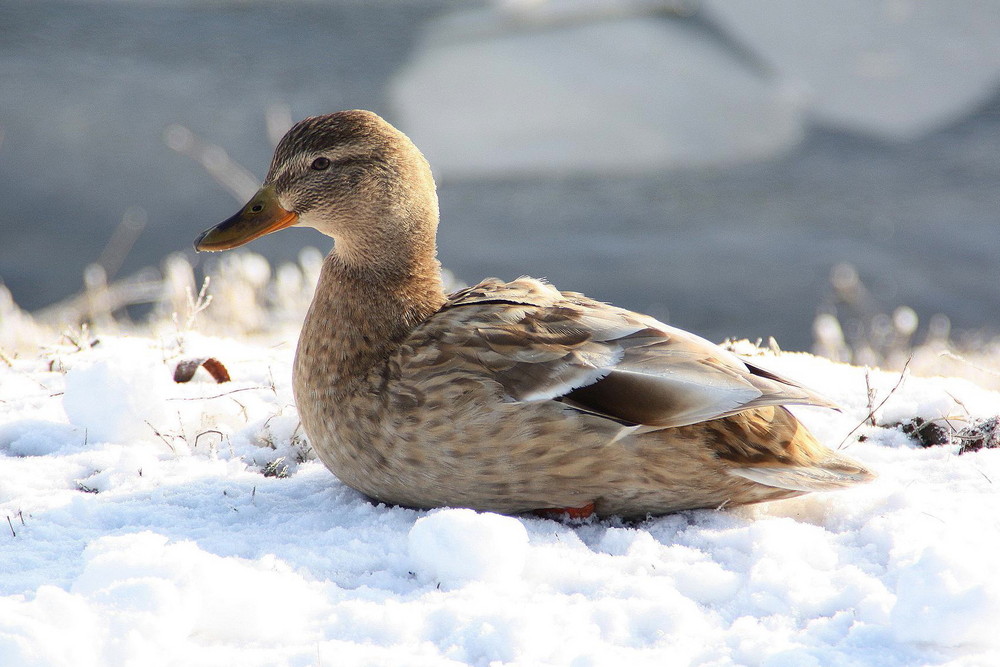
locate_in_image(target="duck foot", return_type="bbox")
[533,501,596,521]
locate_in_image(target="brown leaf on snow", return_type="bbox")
[173,357,231,384]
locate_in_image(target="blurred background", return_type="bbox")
[2,0,999,354]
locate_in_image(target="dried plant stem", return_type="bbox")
[184,277,213,330]
[166,386,266,401]
[839,357,912,449]
[939,350,1000,377]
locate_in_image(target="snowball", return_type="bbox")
[408,509,529,588]
[62,352,171,444]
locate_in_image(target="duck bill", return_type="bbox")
[194,185,298,252]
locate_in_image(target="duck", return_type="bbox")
[194,110,875,520]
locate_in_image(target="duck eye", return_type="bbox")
[311,157,331,171]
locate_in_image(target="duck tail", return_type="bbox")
[727,452,876,493]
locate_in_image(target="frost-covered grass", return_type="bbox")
[2,257,1000,666]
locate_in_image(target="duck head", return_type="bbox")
[194,110,439,270]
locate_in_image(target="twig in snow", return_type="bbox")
[182,276,213,331]
[954,416,1000,454]
[865,370,877,427]
[944,390,971,419]
[145,420,177,453]
[839,357,911,449]
[166,386,265,401]
[194,430,225,452]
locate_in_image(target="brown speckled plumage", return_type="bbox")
[196,110,875,520]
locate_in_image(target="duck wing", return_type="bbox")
[435,277,837,430]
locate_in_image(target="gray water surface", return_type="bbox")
[2,1,998,350]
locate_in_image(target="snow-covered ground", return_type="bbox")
[2,322,999,665]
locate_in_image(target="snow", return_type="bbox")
[63,346,173,444]
[392,11,805,176]
[409,509,530,589]
[392,1,1000,176]
[2,333,1000,665]
[703,0,1000,139]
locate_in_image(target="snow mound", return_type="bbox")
[62,344,172,444]
[408,509,529,588]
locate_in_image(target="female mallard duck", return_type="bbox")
[195,110,874,519]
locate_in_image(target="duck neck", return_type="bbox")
[295,240,447,389]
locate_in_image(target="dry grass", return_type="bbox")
[3,253,997,395]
